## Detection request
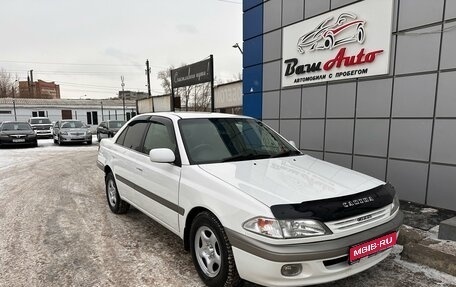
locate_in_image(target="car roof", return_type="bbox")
[140,112,251,120]
[29,117,49,119]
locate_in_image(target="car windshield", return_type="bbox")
[61,121,84,129]
[179,118,301,164]
[30,118,51,124]
[1,122,32,131]
[108,121,125,128]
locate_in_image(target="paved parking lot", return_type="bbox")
[0,139,454,287]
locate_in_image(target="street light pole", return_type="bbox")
[121,76,125,121]
[232,43,243,54]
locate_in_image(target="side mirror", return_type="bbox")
[149,148,175,163]
[289,140,297,149]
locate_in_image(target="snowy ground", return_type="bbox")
[0,140,455,287]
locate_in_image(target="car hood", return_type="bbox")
[61,128,89,133]
[198,155,384,207]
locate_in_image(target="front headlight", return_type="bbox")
[60,131,68,135]
[243,217,283,238]
[243,217,332,239]
[280,219,331,237]
[391,193,400,215]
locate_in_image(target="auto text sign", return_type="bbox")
[282,0,394,87]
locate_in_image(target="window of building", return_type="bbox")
[32,111,47,117]
[126,111,137,121]
[61,110,72,120]
[86,111,98,125]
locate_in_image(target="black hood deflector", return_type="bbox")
[270,183,396,222]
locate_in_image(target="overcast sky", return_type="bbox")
[0,0,242,99]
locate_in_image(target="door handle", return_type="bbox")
[136,167,143,172]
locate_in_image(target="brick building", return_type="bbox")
[18,79,61,99]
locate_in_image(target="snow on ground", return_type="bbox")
[392,245,456,285]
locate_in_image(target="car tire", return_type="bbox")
[105,172,130,214]
[58,136,62,145]
[33,141,38,148]
[87,140,92,145]
[190,211,242,287]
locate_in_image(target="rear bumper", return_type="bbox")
[226,211,403,286]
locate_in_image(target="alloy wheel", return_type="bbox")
[194,226,222,278]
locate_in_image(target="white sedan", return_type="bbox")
[97,112,402,287]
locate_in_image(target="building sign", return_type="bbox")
[171,59,213,88]
[282,0,393,87]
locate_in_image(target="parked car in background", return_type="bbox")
[96,120,125,142]
[0,121,38,147]
[28,117,53,139]
[97,112,403,287]
[52,120,92,145]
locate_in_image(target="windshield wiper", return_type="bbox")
[272,150,302,158]
[222,153,271,162]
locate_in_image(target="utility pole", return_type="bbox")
[146,59,154,112]
[27,74,31,97]
[121,76,126,121]
[30,70,34,98]
[146,60,151,97]
[210,54,215,112]
[12,86,17,121]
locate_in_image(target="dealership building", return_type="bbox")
[242,0,456,211]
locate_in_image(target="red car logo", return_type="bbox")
[297,13,366,54]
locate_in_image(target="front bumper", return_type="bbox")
[227,211,403,286]
[35,131,52,138]
[0,137,37,146]
[60,135,92,142]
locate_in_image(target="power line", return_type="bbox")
[216,0,241,4]
[0,60,166,69]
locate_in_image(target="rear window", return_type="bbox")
[30,118,51,124]
[108,121,125,128]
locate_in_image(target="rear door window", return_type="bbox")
[121,122,149,152]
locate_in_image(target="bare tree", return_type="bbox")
[157,67,173,94]
[193,83,211,111]
[0,69,18,98]
[157,65,195,111]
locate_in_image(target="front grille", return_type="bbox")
[34,126,51,130]
[326,205,390,233]
[70,132,85,136]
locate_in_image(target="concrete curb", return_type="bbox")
[397,226,456,276]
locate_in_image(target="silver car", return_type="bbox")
[53,120,92,145]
